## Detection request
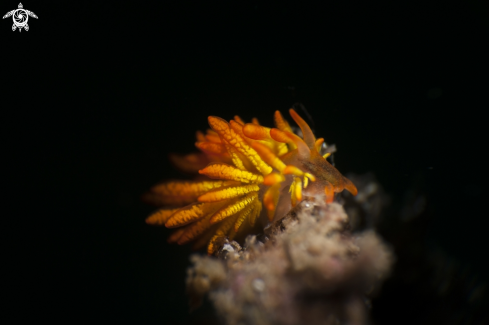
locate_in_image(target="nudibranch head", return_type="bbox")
[144,109,357,254]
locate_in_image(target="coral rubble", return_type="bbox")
[186,198,394,325]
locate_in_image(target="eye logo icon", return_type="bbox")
[3,3,37,32]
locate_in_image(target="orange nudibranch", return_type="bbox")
[143,109,357,254]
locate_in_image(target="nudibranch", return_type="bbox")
[144,109,357,254]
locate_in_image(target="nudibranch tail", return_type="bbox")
[144,108,358,254]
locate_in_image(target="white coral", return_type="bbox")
[186,200,394,325]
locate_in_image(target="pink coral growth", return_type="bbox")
[186,198,394,325]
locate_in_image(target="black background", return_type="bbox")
[2,1,488,324]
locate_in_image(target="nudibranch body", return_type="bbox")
[144,109,357,254]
